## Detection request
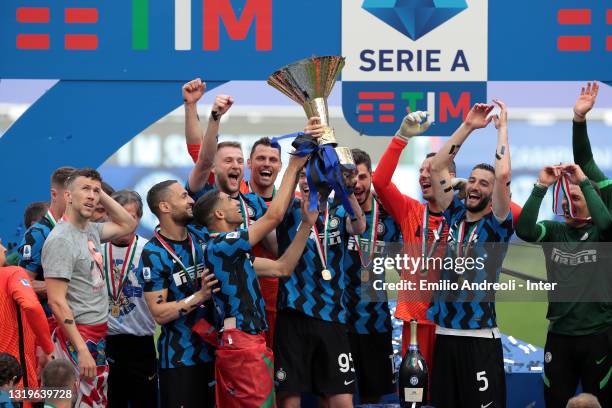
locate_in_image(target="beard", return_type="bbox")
[466,193,491,213]
[172,210,194,226]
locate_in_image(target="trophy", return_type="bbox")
[268,56,355,169]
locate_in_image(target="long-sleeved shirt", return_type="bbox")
[572,120,612,209]
[372,137,447,322]
[516,181,612,335]
[0,266,54,391]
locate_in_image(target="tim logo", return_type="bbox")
[15,0,272,51]
[556,8,612,52]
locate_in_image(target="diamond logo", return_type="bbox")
[362,0,468,41]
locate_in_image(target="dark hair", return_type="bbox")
[112,190,143,218]
[41,359,76,389]
[472,163,495,176]
[51,166,76,189]
[0,353,22,387]
[250,137,281,158]
[101,181,115,196]
[426,152,457,175]
[351,148,371,173]
[65,168,102,188]
[24,201,49,228]
[146,180,178,217]
[193,191,221,227]
[217,141,242,151]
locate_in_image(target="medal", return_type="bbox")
[360,269,370,283]
[103,236,139,310]
[453,219,482,275]
[111,304,120,318]
[312,204,331,281]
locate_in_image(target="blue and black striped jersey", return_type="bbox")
[138,231,215,368]
[343,199,402,334]
[427,196,514,330]
[276,198,349,323]
[204,229,267,334]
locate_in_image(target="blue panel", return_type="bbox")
[0,80,225,248]
[0,0,341,80]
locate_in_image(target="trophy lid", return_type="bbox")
[267,56,345,105]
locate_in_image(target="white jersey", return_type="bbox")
[105,236,156,336]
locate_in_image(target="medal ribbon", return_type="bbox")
[455,220,481,258]
[312,203,330,270]
[154,228,199,290]
[247,181,276,199]
[103,236,138,302]
[421,205,446,261]
[553,174,578,219]
[353,195,378,267]
[238,194,251,228]
[44,209,58,228]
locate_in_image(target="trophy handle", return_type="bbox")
[303,97,336,146]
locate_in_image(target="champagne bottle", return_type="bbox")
[398,319,428,408]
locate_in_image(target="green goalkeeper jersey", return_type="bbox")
[517,182,612,336]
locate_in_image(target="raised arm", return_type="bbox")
[254,197,317,277]
[99,191,138,242]
[572,82,606,182]
[563,164,612,232]
[187,94,234,193]
[516,166,558,242]
[372,112,429,222]
[430,103,494,210]
[491,99,512,220]
[248,154,306,246]
[183,78,206,149]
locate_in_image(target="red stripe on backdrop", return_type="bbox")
[557,9,591,25]
[65,8,99,24]
[358,92,395,100]
[65,34,98,50]
[379,103,395,111]
[557,36,591,51]
[16,34,50,49]
[358,103,374,111]
[379,115,395,123]
[358,115,374,123]
[16,8,50,23]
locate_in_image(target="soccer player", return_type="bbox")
[103,190,157,408]
[372,111,453,376]
[0,239,53,402]
[193,152,314,407]
[42,168,138,408]
[17,167,75,315]
[427,101,513,408]
[139,180,219,408]
[342,148,402,403]
[274,147,366,408]
[23,201,49,230]
[41,359,79,408]
[516,163,612,408]
[245,137,284,347]
[91,182,115,223]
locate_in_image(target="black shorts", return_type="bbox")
[544,328,612,408]
[159,363,215,408]
[431,334,506,408]
[273,308,356,395]
[106,334,158,408]
[348,330,395,399]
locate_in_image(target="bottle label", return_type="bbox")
[404,387,424,402]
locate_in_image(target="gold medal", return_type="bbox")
[360,269,370,283]
[111,304,120,318]
[322,269,332,281]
